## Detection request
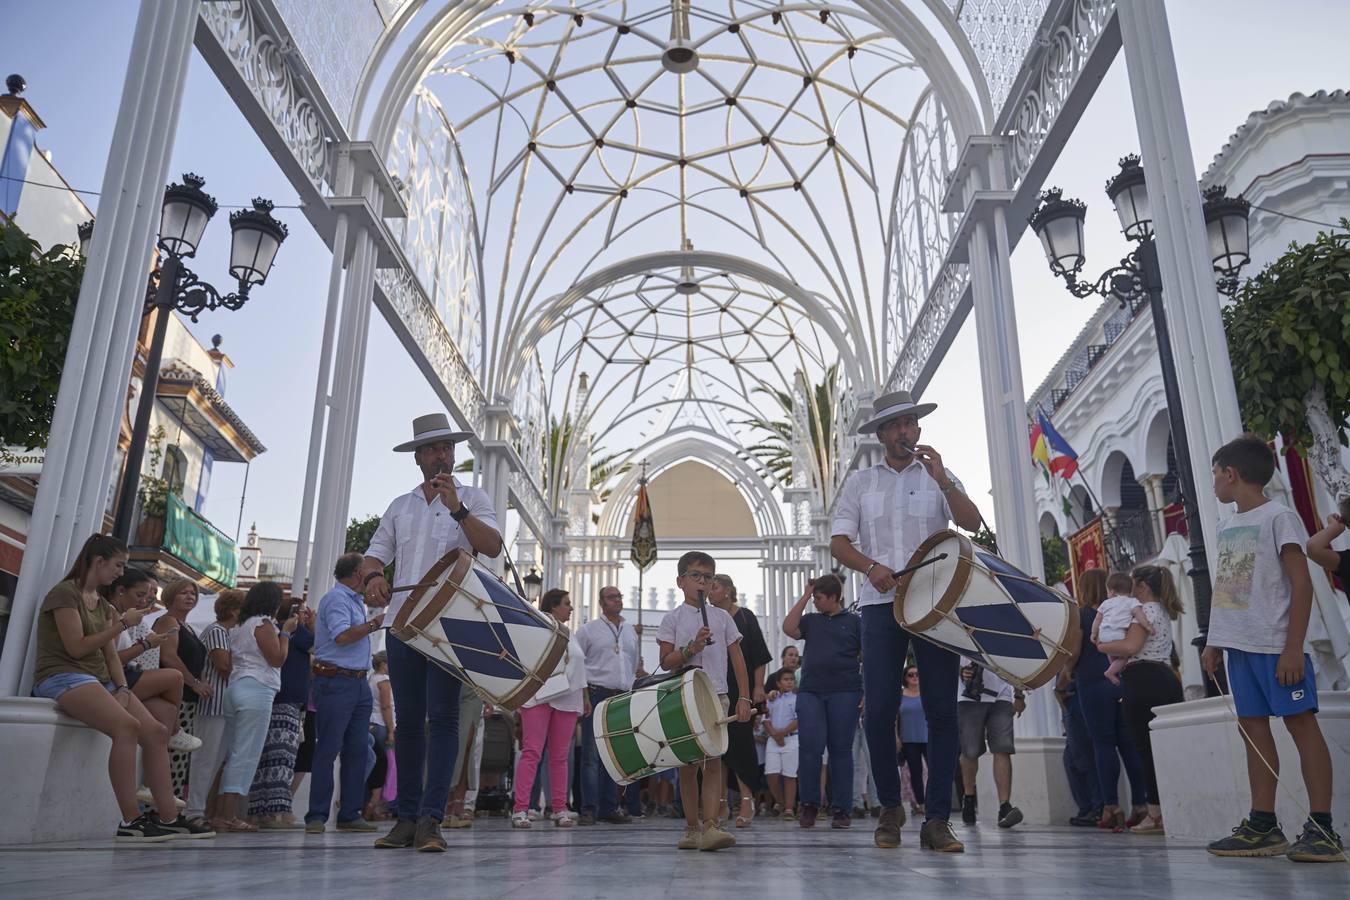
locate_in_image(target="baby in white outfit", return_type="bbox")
[1093,592,1153,684]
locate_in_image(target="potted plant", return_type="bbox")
[135,425,170,547]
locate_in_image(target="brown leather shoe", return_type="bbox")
[874,806,903,848]
[799,803,818,828]
[415,815,447,852]
[374,818,417,849]
[920,819,966,853]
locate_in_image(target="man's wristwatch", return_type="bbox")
[450,502,471,523]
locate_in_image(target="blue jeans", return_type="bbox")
[1077,676,1147,807]
[387,635,461,822]
[796,689,861,814]
[221,676,278,795]
[860,605,959,821]
[580,686,623,816]
[306,673,373,824]
[1062,698,1100,814]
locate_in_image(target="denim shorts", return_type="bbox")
[33,672,116,700]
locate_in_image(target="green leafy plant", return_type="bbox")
[1223,224,1350,499]
[0,220,84,449]
[136,425,170,519]
[742,363,840,495]
[1041,534,1070,586]
[971,524,999,554]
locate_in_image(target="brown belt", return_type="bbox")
[312,660,368,679]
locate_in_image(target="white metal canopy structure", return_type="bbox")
[5,0,1247,743]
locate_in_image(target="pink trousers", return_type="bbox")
[513,703,579,813]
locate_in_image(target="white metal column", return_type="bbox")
[0,0,202,696]
[1118,0,1243,576]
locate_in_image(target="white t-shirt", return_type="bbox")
[767,691,798,732]
[1209,500,1308,654]
[369,672,394,727]
[1128,603,1174,665]
[116,608,164,669]
[229,615,282,693]
[1096,595,1142,644]
[655,601,742,694]
[957,658,1013,703]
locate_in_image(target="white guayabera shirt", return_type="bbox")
[366,478,500,622]
[831,458,963,608]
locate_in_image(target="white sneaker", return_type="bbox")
[135,786,186,810]
[526,808,542,822]
[553,811,576,828]
[168,731,203,752]
[510,811,532,829]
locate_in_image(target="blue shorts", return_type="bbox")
[1225,649,1318,718]
[32,672,116,700]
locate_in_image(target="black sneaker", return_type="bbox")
[961,795,977,826]
[1070,808,1102,827]
[997,803,1023,829]
[1207,819,1290,857]
[159,815,216,840]
[1286,820,1347,863]
[116,813,176,843]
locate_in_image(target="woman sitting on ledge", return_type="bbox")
[31,534,213,843]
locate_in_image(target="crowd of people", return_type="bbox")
[23,410,1345,862]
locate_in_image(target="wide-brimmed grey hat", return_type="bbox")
[392,413,473,452]
[857,390,938,434]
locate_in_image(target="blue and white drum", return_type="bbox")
[390,549,567,710]
[893,530,1080,690]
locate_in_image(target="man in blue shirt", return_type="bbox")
[305,552,384,833]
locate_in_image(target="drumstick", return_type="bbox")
[387,580,440,594]
[890,553,948,580]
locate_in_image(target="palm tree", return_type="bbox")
[742,363,840,500]
[545,412,631,515]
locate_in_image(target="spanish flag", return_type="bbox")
[1036,410,1080,478]
[1029,422,1053,473]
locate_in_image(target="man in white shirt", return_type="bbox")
[361,413,503,853]
[829,390,982,854]
[957,659,1026,829]
[575,585,640,825]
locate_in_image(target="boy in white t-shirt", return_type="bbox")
[655,551,752,853]
[1203,434,1343,863]
[765,669,800,820]
[1093,573,1153,685]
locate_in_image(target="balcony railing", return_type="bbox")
[161,493,238,588]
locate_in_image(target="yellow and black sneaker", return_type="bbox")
[1286,820,1347,863]
[1207,819,1289,857]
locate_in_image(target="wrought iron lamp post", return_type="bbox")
[93,173,288,542]
[1029,154,1250,657]
[522,565,544,604]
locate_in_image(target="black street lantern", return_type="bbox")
[76,219,94,259]
[1030,155,1253,695]
[111,174,285,543]
[158,173,218,258]
[228,198,289,286]
[1202,185,1252,295]
[1105,154,1152,240]
[522,566,544,604]
[1028,187,1087,277]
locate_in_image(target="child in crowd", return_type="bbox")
[1203,435,1344,863]
[764,669,800,821]
[1306,496,1350,592]
[655,551,753,852]
[1093,572,1153,685]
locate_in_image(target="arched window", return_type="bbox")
[162,444,188,500]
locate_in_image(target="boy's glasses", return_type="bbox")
[682,571,713,583]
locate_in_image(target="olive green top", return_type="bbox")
[33,580,117,685]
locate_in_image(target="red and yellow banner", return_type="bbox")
[1068,517,1107,593]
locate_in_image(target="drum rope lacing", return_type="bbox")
[909,561,1072,690]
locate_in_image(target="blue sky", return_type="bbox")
[4,1,1348,594]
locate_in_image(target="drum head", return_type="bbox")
[686,668,729,758]
[894,530,972,632]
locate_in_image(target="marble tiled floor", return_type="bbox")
[1,814,1345,899]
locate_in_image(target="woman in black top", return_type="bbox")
[782,574,862,829]
[156,578,211,796]
[710,574,771,827]
[1063,569,1149,830]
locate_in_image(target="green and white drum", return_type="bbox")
[594,668,729,785]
